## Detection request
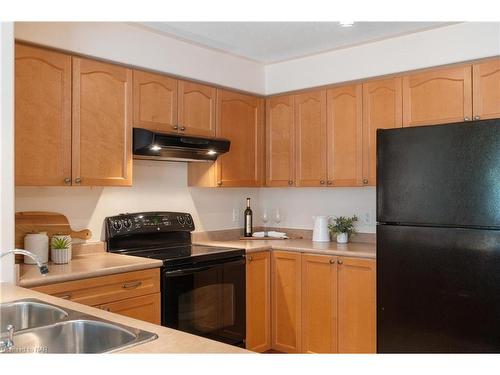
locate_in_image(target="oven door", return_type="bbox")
[162,256,246,346]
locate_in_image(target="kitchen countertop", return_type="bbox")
[194,239,376,259]
[18,252,163,288]
[0,282,249,353]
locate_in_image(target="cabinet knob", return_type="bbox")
[320,180,325,185]
[363,178,369,185]
[74,177,81,184]
[64,178,71,185]
[337,259,343,265]
[288,180,294,185]
[217,181,223,186]
[180,126,186,131]
[247,255,253,261]
[464,117,470,121]
[329,259,335,264]
[173,125,179,130]
[327,180,333,185]
[473,116,481,120]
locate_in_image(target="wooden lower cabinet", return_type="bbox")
[246,251,271,352]
[32,268,161,324]
[301,253,338,353]
[271,251,302,353]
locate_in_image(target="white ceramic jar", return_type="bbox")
[24,232,49,264]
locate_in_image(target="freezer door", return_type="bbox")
[377,224,500,353]
[377,119,500,228]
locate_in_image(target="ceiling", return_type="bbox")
[139,22,455,64]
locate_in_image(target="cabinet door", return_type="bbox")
[362,77,402,186]
[178,80,216,136]
[403,65,472,127]
[338,257,376,353]
[97,293,161,325]
[72,58,132,186]
[327,85,363,187]
[301,254,338,353]
[246,251,271,352]
[473,59,500,120]
[295,90,327,187]
[133,70,178,133]
[266,95,295,187]
[216,89,264,187]
[271,251,302,353]
[15,44,72,186]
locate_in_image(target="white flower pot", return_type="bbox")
[51,248,72,264]
[336,232,349,244]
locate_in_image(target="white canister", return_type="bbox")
[24,232,49,264]
[50,235,72,264]
[312,216,331,242]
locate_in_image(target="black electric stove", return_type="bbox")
[105,212,246,347]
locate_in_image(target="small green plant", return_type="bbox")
[328,215,358,236]
[51,236,71,250]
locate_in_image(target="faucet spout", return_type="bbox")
[0,249,49,275]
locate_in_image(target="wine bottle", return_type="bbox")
[244,198,253,237]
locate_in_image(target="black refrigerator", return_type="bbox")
[377,118,500,353]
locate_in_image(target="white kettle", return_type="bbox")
[312,216,331,242]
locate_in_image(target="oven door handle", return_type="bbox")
[163,257,245,277]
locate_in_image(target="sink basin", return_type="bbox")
[0,300,68,332]
[11,319,139,353]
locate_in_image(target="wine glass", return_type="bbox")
[261,208,269,236]
[274,208,282,227]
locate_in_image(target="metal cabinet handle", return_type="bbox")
[74,177,81,184]
[337,259,343,265]
[464,116,470,121]
[320,180,325,185]
[363,178,369,185]
[473,116,481,120]
[217,181,222,186]
[327,180,333,185]
[288,180,294,185]
[247,255,253,261]
[58,294,72,300]
[180,126,186,131]
[172,125,179,130]
[329,259,336,264]
[122,281,142,289]
[64,178,71,185]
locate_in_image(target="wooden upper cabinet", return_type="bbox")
[133,70,177,133]
[72,57,132,186]
[301,254,338,353]
[246,251,271,352]
[178,80,216,136]
[216,89,264,187]
[271,251,302,353]
[266,95,295,187]
[403,65,472,127]
[362,77,403,186]
[15,44,72,186]
[295,90,327,187]
[327,85,363,187]
[337,257,376,353]
[473,58,500,120]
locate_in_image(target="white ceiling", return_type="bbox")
[139,22,455,64]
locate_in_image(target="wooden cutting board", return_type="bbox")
[15,211,92,248]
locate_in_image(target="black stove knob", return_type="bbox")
[123,219,132,229]
[185,215,193,225]
[112,220,122,230]
[177,216,186,226]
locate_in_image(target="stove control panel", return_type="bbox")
[105,211,195,237]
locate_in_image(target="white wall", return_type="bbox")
[258,188,376,233]
[16,161,261,242]
[265,22,500,94]
[0,22,15,283]
[14,22,266,95]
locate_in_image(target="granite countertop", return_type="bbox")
[18,252,163,288]
[0,283,249,353]
[194,238,376,259]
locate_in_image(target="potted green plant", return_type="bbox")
[328,216,358,244]
[50,235,72,264]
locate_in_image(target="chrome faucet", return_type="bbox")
[0,249,49,275]
[0,325,14,353]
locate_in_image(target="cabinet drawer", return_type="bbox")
[96,292,161,325]
[32,268,160,306]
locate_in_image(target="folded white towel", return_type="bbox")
[252,231,265,237]
[252,231,288,239]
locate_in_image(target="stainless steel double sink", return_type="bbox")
[0,299,157,353]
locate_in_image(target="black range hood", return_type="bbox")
[133,128,230,162]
